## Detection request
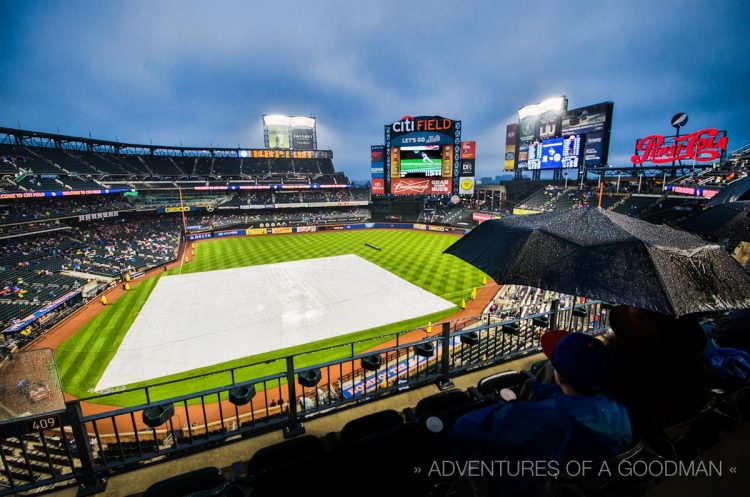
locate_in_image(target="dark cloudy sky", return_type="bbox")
[1,0,748,180]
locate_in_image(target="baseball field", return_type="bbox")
[53,229,488,406]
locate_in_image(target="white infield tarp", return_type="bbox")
[94,255,454,390]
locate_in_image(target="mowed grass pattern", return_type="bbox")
[55,230,486,405]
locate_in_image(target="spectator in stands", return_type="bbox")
[446,331,631,496]
[605,305,709,436]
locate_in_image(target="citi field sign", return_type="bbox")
[387,115,460,147]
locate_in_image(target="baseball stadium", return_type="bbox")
[2,3,750,497]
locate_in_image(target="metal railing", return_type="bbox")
[0,299,610,496]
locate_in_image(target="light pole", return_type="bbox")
[638,174,643,193]
[564,172,568,190]
[616,173,622,193]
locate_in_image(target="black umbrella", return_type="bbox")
[677,201,750,241]
[444,207,750,316]
[705,176,750,207]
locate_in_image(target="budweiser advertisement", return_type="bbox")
[391,178,452,195]
[631,128,727,165]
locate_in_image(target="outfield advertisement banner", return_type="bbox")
[472,212,499,223]
[215,229,245,237]
[512,208,542,215]
[186,232,212,241]
[0,188,133,200]
[187,222,468,241]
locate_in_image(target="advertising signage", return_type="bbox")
[262,115,317,150]
[584,132,605,167]
[371,145,385,195]
[630,128,727,165]
[504,123,517,171]
[387,115,458,147]
[391,178,452,195]
[385,115,461,195]
[562,102,614,135]
[515,97,567,170]
[514,98,613,170]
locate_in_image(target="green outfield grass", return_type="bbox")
[54,229,487,406]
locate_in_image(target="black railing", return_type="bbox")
[0,299,610,496]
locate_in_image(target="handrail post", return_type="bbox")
[66,401,107,495]
[436,322,454,391]
[550,299,560,330]
[283,356,305,438]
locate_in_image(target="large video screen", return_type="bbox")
[385,115,461,195]
[399,146,443,177]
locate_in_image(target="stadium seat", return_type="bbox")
[529,359,550,377]
[142,467,229,497]
[228,384,256,406]
[532,316,550,328]
[476,370,533,397]
[460,331,479,346]
[360,353,382,371]
[501,322,521,335]
[413,389,471,418]
[414,342,435,357]
[142,402,175,428]
[339,409,403,443]
[246,435,324,476]
[297,368,322,388]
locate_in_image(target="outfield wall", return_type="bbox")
[185,222,471,241]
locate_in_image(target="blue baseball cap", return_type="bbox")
[542,331,612,396]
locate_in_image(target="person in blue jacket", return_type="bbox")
[446,331,632,496]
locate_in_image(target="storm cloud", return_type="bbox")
[1,0,748,180]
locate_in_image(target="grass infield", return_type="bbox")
[54,229,486,405]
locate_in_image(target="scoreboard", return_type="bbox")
[238,149,332,159]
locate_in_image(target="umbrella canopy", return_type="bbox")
[705,176,750,207]
[677,201,750,241]
[444,207,750,316]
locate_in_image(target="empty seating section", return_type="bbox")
[0,157,18,175]
[194,157,213,176]
[79,152,130,175]
[62,176,100,190]
[0,145,351,194]
[293,160,319,174]
[612,194,659,216]
[517,188,552,210]
[318,159,335,174]
[43,149,99,174]
[267,159,292,174]
[116,155,151,175]
[142,156,183,176]
[639,196,703,225]
[16,177,63,191]
[213,157,241,176]
[170,157,196,176]
[594,193,622,209]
